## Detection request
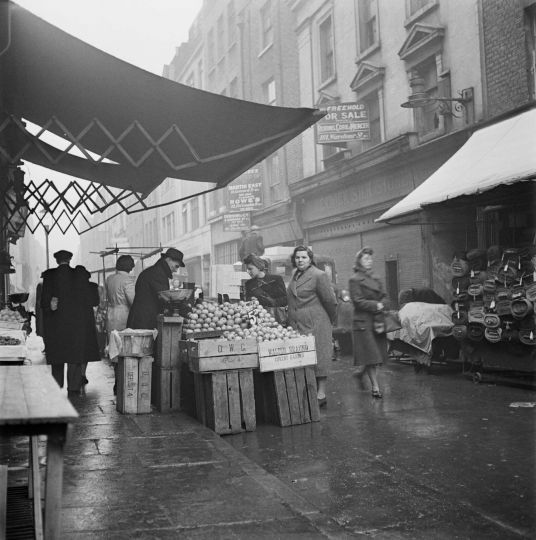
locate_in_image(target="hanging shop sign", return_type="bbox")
[223,212,251,232]
[228,168,263,212]
[316,102,370,144]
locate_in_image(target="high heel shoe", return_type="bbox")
[371,389,383,399]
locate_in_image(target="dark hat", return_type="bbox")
[519,329,536,346]
[496,263,517,286]
[483,313,501,329]
[468,306,485,324]
[53,249,73,262]
[496,299,512,317]
[466,249,487,271]
[452,310,468,325]
[162,248,185,267]
[452,325,468,341]
[116,255,135,272]
[451,257,469,277]
[452,277,470,292]
[467,283,483,298]
[467,323,485,341]
[487,245,502,264]
[511,283,525,300]
[511,298,533,320]
[484,327,502,343]
[495,287,511,301]
[483,279,496,293]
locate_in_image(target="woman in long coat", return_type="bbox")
[287,246,337,407]
[349,246,388,398]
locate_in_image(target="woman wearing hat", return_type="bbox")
[106,255,136,393]
[287,246,337,407]
[243,254,287,320]
[349,247,389,398]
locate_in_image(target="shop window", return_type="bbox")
[215,241,239,264]
[260,1,273,52]
[265,153,281,203]
[228,1,237,47]
[525,5,536,100]
[319,14,335,84]
[358,0,379,53]
[263,78,276,105]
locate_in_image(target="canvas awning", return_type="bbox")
[378,107,536,222]
[0,2,321,196]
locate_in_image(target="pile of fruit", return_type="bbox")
[0,335,21,346]
[183,299,303,342]
[0,308,25,323]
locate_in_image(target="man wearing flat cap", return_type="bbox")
[41,250,100,397]
[127,248,185,329]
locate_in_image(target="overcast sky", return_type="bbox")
[14,1,203,263]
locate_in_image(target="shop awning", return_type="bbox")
[0,2,321,196]
[378,107,536,222]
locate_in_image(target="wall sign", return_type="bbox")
[316,102,370,144]
[228,168,263,211]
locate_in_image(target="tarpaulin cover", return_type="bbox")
[378,107,536,221]
[1,2,321,195]
[388,302,454,355]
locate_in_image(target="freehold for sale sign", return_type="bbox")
[316,102,370,144]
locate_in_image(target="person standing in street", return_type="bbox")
[127,248,185,330]
[238,225,265,259]
[106,255,136,394]
[40,250,100,398]
[286,246,337,407]
[349,247,389,399]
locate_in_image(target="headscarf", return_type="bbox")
[353,246,374,273]
[243,253,266,271]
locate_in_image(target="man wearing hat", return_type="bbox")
[238,225,265,260]
[41,250,100,397]
[127,248,185,330]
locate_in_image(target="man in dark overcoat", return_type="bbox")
[238,225,265,259]
[41,250,100,397]
[127,248,185,330]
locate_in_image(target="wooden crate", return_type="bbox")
[155,315,183,369]
[258,335,316,372]
[151,364,182,413]
[255,366,320,427]
[116,356,153,414]
[119,331,155,357]
[194,369,256,435]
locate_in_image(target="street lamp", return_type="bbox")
[400,73,474,123]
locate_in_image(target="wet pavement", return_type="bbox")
[2,354,535,539]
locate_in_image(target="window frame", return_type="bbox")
[260,1,274,53]
[357,0,380,55]
[318,12,336,86]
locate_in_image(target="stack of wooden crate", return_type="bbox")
[152,315,184,412]
[181,337,258,435]
[255,335,320,426]
[116,330,155,414]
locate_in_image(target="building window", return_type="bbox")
[260,1,274,51]
[162,211,175,242]
[362,90,382,147]
[319,14,335,83]
[217,15,225,59]
[230,77,239,98]
[412,57,440,134]
[215,241,239,264]
[358,0,378,52]
[191,197,199,230]
[228,1,237,47]
[409,0,430,15]
[525,5,536,100]
[182,203,189,233]
[263,78,276,105]
[265,153,281,203]
[207,28,215,67]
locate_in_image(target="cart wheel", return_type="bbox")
[472,372,482,384]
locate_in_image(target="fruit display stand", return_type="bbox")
[181,337,258,435]
[0,328,27,364]
[255,336,320,427]
[152,315,184,412]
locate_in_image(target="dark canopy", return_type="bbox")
[0,2,321,195]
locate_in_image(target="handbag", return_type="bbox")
[373,310,401,334]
